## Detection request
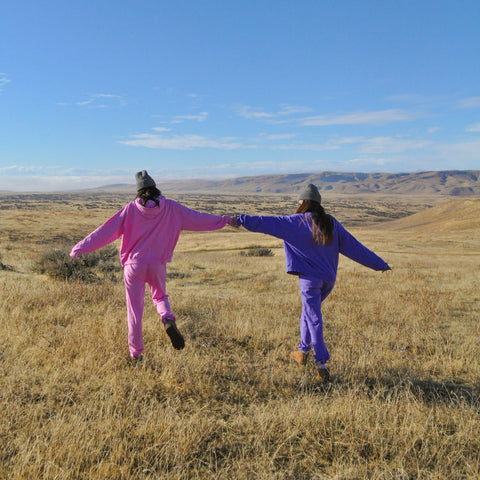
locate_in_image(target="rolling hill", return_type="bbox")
[133,170,480,196]
[382,198,480,232]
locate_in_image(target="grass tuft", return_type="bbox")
[240,246,274,257]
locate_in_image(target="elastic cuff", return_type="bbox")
[161,316,176,324]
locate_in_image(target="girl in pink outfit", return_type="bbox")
[70,170,232,360]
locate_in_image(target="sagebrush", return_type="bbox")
[32,245,122,282]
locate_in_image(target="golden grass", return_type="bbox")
[384,198,480,233]
[1,193,479,479]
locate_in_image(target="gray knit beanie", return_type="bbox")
[298,183,322,204]
[135,170,156,191]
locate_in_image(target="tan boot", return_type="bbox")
[316,365,331,382]
[290,350,309,366]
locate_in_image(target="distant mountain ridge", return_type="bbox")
[94,170,480,196]
[157,170,480,196]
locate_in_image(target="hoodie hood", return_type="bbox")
[134,196,165,217]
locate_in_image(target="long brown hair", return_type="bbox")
[295,200,333,245]
[136,186,162,206]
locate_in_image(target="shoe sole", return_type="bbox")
[165,323,185,350]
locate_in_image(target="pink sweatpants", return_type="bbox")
[123,262,175,357]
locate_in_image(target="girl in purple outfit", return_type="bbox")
[234,184,390,381]
[70,171,232,361]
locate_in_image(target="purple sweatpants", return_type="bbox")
[298,276,335,365]
[123,262,175,357]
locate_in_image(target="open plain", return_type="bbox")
[1,192,479,479]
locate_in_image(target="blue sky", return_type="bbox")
[1,1,480,191]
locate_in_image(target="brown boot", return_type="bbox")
[164,319,185,350]
[316,365,331,382]
[290,350,309,366]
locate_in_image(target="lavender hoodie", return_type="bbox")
[237,213,390,282]
[70,197,231,265]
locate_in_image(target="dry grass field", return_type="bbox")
[1,192,479,480]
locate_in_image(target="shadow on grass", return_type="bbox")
[364,373,480,407]
[123,347,479,408]
[293,365,480,406]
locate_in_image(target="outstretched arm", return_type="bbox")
[177,203,232,231]
[236,214,294,241]
[70,209,124,259]
[337,222,390,271]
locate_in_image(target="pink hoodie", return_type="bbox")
[70,197,231,266]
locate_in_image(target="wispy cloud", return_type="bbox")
[211,159,318,173]
[386,93,430,103]
[68,93,128,108]
[0,165,134,177]
[435,138,480,158]
[0,165,44,174]
[357,136,431,154]
[0,73,11,93]
[119,129,362,152]
[457,96,480,109]
[346,157,396,167]
[268,135,430,154]
[0,165,135,191]
[269,136,362,151]
[325,136,366,146]
[119,127,434,155]
[172,111,208,123]
[466,122,480,132]
[271,143,339,152]
[237,104,311,120]
[119,133,245,150]
[258,133,297,140]
[261,135,359,152]
[299,109,420,126]
[238,105,421,126]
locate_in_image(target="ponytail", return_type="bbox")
[295,200,333,245]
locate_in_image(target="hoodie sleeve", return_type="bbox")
[236,214,294,241]
[175,202,231,231]
[336,221,390,271]
[70,207,125,259]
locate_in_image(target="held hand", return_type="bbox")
[229,215,239,228]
